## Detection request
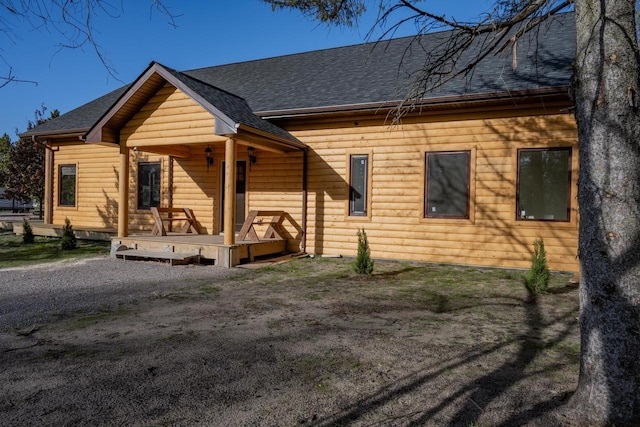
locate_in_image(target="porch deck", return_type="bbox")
[113,233,289,267]
[8,216,292,267]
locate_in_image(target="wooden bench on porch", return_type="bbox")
[237,210,287,242]
[237,210,288,262]
[150,207,201,236]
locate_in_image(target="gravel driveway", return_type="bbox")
[0,256,242,332]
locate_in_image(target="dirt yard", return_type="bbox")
[0,256,580,426]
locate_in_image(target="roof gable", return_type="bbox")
[84,62,302,148]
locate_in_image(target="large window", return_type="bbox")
[137,162,161,210]
[425,151,470,218]
[59,165,76,207]
[517,147,571,221]
[349,154,369,216]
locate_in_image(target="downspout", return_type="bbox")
[301,147,308,253]
[167,156,174,208]
[44,143,54,222]
[32,136,54,223]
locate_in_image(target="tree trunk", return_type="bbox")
[568,0,640,425]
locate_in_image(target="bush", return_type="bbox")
[60,217,77,251]
[353,228,374,275]
[524,238,550,294]
[22,218,34,244]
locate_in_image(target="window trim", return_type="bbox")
[424,150,472,220]
[58,164,77,208]
[515,147,572,223]
[136,161,162,211]
[345,151,373,220]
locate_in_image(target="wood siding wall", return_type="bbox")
[246,151,305,252]
[51,141,120,228]
[120,83,225,148]
[48,83,578,272]
[172,145,222,234]
[287,106,580,272]
[49,84,306,241]
[121,83,222,231]
[127,151,167,232]
[118,83,306,240]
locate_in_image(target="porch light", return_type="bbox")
[205,145,214,171]
[248,146,257,168]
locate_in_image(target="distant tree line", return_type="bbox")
[0,105,58,216]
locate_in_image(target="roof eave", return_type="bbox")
[230,124,306,152]
[257,86,571,119]
[20,128,88,140]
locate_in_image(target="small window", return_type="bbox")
[517,148,571,221]
[349,154,369,216]
[59,165,76,207]
[425,151,470,218]
[137,162,161,210]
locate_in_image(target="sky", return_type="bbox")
[0,0,492,137]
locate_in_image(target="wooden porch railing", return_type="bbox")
[237,210,287,242]
[150,207,200,236]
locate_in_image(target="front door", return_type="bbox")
[220,160,247,233]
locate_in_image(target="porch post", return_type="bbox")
[118,144,129,237]
[43,142,53,224]
[223,137,236,245]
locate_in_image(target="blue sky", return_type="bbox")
[1,0,491,137]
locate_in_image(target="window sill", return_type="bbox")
[419,216,475,225]
[345,215,372,222]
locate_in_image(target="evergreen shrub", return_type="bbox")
[60,217,77,250]
[22,218,34,244]
[524,238,550,294]
[353,228,374,275]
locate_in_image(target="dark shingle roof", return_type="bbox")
[25,86,129,136]
[185,12,575,114]
[25,12,575,137]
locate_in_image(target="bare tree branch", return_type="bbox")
[0,0,179,86]
[0,65,38,89]
[360,0,575,122]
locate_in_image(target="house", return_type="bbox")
[0,188,33,213]
[22,13,578,270]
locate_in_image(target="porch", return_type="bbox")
[112,233,289,267]
[8,219,289,267]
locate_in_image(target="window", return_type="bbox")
[517,148,571,221]
[59,165,76,207]
[349,154,369,216]
[425,151,470,218]
[137,162,161,210]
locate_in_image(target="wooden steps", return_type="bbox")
[115,249,200,266]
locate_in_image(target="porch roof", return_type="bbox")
[82,62,304,151]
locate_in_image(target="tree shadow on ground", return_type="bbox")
[310,291,577,427]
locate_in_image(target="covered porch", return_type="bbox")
[79,62,307,267]
[112,209,297,266]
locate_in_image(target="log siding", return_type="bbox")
[51,141,120,229]
[291,106,579,271]
[46,85,578,272]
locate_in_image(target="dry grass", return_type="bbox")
[0,257,579,426]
